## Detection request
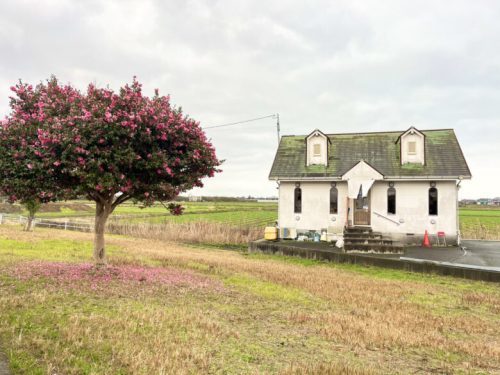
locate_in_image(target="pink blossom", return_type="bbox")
[53,161,61,167]
[27,163,33,169]
[82,109,92,120]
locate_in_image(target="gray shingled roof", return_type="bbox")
[269,129,471,180]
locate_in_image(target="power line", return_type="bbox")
[203,114,277,129]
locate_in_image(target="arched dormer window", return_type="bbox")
[294,186,302,213]
[387,187,396,214]
[330,186,338,214]
[429,187,438,215]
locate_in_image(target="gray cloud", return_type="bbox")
[1,0,499,198]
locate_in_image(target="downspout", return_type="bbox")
[276,181,281,235]
[456,179,462,246]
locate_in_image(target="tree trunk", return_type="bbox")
[94,201,112,267]
[25,212,35,232]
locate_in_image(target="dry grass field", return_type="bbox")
[2,202,500,246]
[0,225,499,374]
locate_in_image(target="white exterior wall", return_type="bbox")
[370,181,458,242]
[278,180,458,243]
[278,181,347,234]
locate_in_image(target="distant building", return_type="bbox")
[459,199,477,206]
[492,197,500,206]
[188,195,202,202]
[477,198,492,206]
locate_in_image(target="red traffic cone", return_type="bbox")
[422,230,431,248]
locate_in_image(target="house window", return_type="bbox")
[429,187,438,215]
[294,187,302,213]
[330,186,338,214]
[408,141,417,155]
[387,187,396,214]
[313,143,321,157]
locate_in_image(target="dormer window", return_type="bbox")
[407,141,417,155]
[397,126,425,165]
[313,143,321,157]
[306,129,329,166]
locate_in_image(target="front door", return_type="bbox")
[353,191,370,225]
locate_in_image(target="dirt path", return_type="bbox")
[0,350,9,375]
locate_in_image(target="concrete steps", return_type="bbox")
[343,226,403,254]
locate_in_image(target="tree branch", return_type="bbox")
[158,200,170,211]
[87,191,107,205]
[111,193,130,209]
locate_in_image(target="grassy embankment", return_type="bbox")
[0,226,499,374]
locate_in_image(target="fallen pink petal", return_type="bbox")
[9,261,223,291]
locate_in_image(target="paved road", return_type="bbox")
[404,240,500,270]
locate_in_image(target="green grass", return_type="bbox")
[0,227,499,374]
[224,274,318,305]
[122,209,277,226]
[0,231,339,374]
[459,208,500,237]
[15,201,279,227]
[0,237,122,263]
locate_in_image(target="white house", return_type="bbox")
[269,127,471,248]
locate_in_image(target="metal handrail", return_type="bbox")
[373,211,400,226]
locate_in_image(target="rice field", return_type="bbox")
[3,200,500,240]
[7,201,279,228]
[459,208,500,240]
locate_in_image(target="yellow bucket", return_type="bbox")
[264,227,278,241]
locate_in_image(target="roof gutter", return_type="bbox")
[384,175,472,180]
[269,175,471,181]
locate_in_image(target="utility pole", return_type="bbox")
[276,113,280,144]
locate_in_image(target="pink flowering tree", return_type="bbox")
[1,77,220,265]
[0,79,78,230]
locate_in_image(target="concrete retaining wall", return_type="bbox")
[249,240,500,283]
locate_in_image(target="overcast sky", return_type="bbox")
[1,0,499,199]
